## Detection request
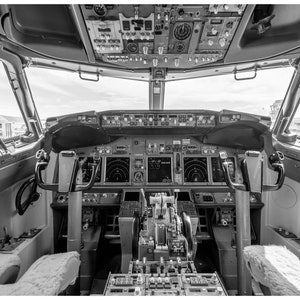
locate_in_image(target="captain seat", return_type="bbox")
[0,253,21,284]
[0,251,80,295]
[244,245,300,295]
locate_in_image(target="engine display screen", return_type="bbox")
[212,157,235,182]
[147,157,172,183]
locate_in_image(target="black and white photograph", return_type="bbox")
[0,2,300,297]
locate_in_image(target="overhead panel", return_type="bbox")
[81,4,246,69]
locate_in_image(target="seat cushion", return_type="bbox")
[244,245,300,295]
[0,251,80,295]
[0,254,21,284]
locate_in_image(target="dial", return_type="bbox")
[93,4,107,17]
[174,23,192,40]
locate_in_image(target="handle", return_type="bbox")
[35,154,100,192]
[219,151,247,191]
[263,151,285,191]
[35,161,58,191]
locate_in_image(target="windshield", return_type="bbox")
[26,66,294,124]
[26,68,148,120]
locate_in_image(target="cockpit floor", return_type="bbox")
[90,242,121,294]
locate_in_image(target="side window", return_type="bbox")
[288,102,300,140]
[0,62,27,146]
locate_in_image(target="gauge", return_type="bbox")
[174,23,192,40]
[94,4,107,17]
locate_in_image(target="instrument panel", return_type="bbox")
[75,136,239,186]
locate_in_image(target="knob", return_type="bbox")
[157,13,161,20]
[213,5,218,14]
[219,38,226,47]
[224,30,230,37]
[174,58,179,67]
[194,57,199,64]
[142,46,148,55]
[223,4,229,10]
[158,46,164,55]
[211,27,218,35]
[153,58,158,67]
[143,59,147,65]
[208,39,214,46]
[164,57,168,63]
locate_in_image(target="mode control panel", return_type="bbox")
[101,113,216,128]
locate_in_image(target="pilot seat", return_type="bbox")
[0,253,21,284]
[244,245,300,295]
[0,251,80,295]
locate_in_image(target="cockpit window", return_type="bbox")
[26,67,148,121]
[288,100,300,140]
[165,67,294,127]
[0,62,27,145]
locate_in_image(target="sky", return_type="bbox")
[0,62,295,120]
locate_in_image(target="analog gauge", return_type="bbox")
[174,23,192,40]
[94,4,107,17]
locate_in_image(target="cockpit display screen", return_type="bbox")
[147,157,172,183]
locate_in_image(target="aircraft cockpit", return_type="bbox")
[0,3,300,297]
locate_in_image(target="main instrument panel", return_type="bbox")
[76,136,237,186]
[80,4,246,69]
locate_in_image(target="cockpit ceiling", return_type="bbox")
[1,4,300,72]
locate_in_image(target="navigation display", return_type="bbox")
[147,157,172,183]
[105,157,130,183]
[183,157,208,183]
